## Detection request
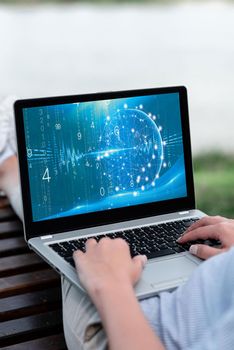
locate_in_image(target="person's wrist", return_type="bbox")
[88,277,134,309]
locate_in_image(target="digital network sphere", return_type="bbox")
[99,108,163,193]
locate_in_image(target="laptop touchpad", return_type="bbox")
[143,256,199,288]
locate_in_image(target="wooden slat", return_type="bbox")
[0,206,15,222]
[0,310,64,347]
[0,287,62,322]
[0,252,47,277]
[0,269,60,298]
[0,237,28,257]
[0,220,22,239]
[1,333,67,350]
[0,206,67,349]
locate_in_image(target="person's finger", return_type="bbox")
[115,237,131,251]
[131,255,147,283]
[186,216,225,233]
[73,249,85,269]
[132,254,148,268]
[98,236,113,245]
[85,238,97,249]
[189,244,224,260]
[177,224,221,243]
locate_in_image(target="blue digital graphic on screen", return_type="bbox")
[23,92,187,222]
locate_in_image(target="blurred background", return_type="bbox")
[1,0,234,216]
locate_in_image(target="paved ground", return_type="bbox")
[0,1,234,154]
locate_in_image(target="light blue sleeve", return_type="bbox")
[187,304,234,350]
[140,247,234,350]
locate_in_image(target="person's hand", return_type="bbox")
[177,215,234,259]
[73,237,147,302]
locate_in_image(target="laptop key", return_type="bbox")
[173,246,186,253]
[158,243,168,250]
[203,239,221,246]
[167,241,178,248]
[64,256,75,267]
[147,249,175,259]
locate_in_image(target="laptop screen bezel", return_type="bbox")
[14,86,195,240]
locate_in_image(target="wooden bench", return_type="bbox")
[0,203,67,349]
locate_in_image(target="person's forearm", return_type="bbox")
[92,282,165,350]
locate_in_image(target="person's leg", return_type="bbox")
[0,95,23,219]
[62,277,108,350]
[0,155,23,219]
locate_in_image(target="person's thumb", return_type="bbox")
[131,255,148,283]
[189,244,222,260]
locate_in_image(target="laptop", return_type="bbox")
[14,86,206,299]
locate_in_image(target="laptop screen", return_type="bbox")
[22,91,187,222]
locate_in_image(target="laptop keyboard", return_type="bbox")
[49,218,220,267]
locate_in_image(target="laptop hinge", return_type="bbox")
[41,235,53,240]
[178,211,190,215]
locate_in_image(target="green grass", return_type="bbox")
[194,153,234,218]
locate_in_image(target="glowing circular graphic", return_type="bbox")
[98,108,164,193]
